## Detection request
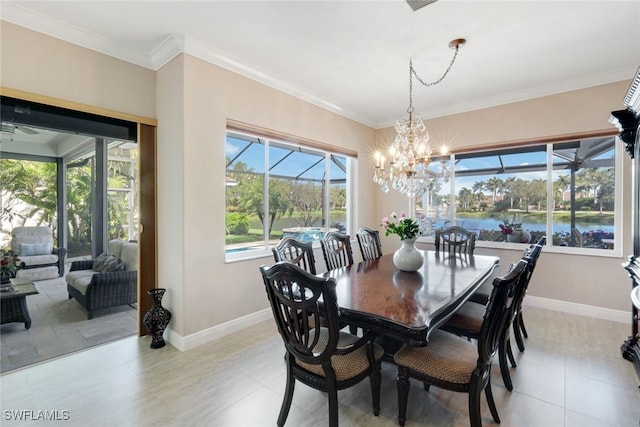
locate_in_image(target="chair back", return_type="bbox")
[11,226,54,255]
[356,227,382,261]
[320,232,354,271]
[477,258,529,367]
[260,262,339,365]
[435,226,476,255]
[272,237,317,275]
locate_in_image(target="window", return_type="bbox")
[225,130,353,260]
[417,136,619,253]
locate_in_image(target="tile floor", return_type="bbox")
[1,306,639,426]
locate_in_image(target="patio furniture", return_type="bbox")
[65,239,137,319]
[1,277,39,329]
[10,226,66,281]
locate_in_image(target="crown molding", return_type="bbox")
[1,2,155,69]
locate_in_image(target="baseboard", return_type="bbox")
[524,296,628,324]
[164,297,628,351]
[165,308,273,351]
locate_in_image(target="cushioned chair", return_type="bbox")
[394,259,529,427]
[320,232,354,271]
[356,227,383,261]
[272,237,317,274]
[435,226,476,255]
[11,226,66,281]
[469,236,546,351]
[260,262,383,427]
[65,239,137,319]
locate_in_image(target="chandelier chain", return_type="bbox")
[410,44,460,88]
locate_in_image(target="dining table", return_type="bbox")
[321,250,500,348]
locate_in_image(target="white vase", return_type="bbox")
[393,238,424,272]
[507,229,532,243]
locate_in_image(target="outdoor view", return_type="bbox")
[1,141,138,257]
[225,131,349,255]
[416,137,616,249]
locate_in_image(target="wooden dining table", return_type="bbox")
[321,250,500,347]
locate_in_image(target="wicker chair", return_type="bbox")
[394,258,530,427]
[435,225,476,255]
[260,262,383,427]
[65,239,137,319]
[272,237,317,274]
[10,226,67,280]
[320,232,354,271]
[356,227,383,261]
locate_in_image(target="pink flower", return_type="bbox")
[400,212,407,218]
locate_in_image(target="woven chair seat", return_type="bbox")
[394,330,477,385]
[443,301,485,335]
[297,328,384,381]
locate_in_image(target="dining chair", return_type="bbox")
[272,237,317,275]
[320,232,354,271]
[259,262,383,427]
[356,227,383,261]
[435,225,476,255]
[394,258,529,427]
[440,246,540,392]
[469,236,546,351]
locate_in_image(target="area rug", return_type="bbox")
[0,276,137,373]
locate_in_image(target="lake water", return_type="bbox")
[436,216,614,234]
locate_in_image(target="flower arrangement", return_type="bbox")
[382,212,421,241]
[499,219,522,235]
[0,249,20,283]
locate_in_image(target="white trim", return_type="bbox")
[524,296,628,324]
[165,308,273,352]
[164,296,628,352]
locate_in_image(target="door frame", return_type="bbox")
[1,87,158,335]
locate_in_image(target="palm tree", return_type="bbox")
[485,177,503,207]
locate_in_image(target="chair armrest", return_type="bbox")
[90,270,137,287]
[70,259,95,271]
[334,330,377,355]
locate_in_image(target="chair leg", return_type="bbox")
[513,315,526,352]
[499,331,514,392]
[328,388,338,427]
[397,366,411,427]
[277,363,295,427]
[506,337,517,368]
[469,382,482,427]
[369,362,381,416]
[485,378,501,423]
[517,311,529,338]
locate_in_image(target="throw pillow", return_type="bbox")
[93,252,110,272]
[19,242,52,256]
[99,255,125,273]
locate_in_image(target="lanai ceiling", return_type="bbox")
[1,0,640,154]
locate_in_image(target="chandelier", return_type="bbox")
[374,38,465,198]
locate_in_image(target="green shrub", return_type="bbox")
[225,213,250,235]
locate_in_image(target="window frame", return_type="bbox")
[224,128,355,263]
[415,136,623,257]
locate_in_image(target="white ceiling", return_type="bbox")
[2,0,640,132]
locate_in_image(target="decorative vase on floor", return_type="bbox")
[393,238,424,272]
[143,288,172,349]
[507,229,532,243]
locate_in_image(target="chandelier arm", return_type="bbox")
[411,44,460,87]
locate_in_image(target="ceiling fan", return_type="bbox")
[0,122,39,135]
[406,0,438,11]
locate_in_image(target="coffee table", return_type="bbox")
[1,277,39,329]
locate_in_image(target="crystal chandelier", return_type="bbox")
[374,38,465,198]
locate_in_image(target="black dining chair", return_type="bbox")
[435,225,476,255]
[320,232,354,271]
[272,237,317,275]
[356,227,383,261]
[394,258,530,427]
[440,245,541,392]
[260,262,383,427]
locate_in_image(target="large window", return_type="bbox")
[225,130,352,260]
[417,136,620,253]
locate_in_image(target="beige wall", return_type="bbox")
[2,21,633,347]
[375,81,634,312]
